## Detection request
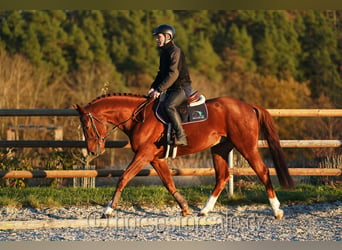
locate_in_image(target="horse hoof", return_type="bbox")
[199,212,208,217]
[181,209,192,216]
[274,209,284,220]
[101,213,109,219]
[103,206,114,217]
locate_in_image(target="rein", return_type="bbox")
[84,97,154,143]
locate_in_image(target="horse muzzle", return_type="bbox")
[86,140,106,162]
[86,148,106,162]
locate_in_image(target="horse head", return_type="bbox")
[74,94,157,163]
[74,104,108,161]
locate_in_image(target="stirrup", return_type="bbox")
[163,123,178,159]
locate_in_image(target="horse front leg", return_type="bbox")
[103,153,150,217]
[150,159,191,216]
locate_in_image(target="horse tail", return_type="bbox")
[253,105,294,189]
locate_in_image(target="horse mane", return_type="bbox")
[88,93,146,105]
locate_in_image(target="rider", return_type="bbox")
[148,24,192,146]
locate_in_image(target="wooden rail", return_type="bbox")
[0,167,341,179]
[0,140,130,148]
[258,140,342,148]
[0,139,341,148]
[0,108,342,117]
[268,109,342,117]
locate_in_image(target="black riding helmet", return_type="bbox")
[152,24,176,40]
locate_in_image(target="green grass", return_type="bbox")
[0,184,341,209]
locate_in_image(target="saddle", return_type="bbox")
[155,90,208,159]
[155,90,208,125]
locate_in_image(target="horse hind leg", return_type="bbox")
[200,141,233,216]
[239,147,284,219]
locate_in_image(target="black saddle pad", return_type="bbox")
[155,101,208,125]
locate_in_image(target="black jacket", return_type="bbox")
[151,41,191,94]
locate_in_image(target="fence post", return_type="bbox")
[54,126,64,186]
[73,164,96,188]
[54,126,63,141]
[6,128,16,141]
[228,150,234,196]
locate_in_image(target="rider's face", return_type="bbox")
[155,33,170,47]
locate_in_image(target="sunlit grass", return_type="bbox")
[0,183,340,209]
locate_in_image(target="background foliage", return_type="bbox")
[0,10,341,106]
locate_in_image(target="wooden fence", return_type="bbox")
[0,109,341,182]
[0,167,341,179]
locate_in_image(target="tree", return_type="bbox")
[271,11,301,80]
[103,10,160,89]
[63,21,93,71]
[189,32,222,81]
[224,23,256,73]
[230,11,279,77]
[77,10,111,65]
[175,10,216,66]
[299,10,341,107]
[0,51,49,133]
[20,11,69,80]
[0,11,26,54]
[254,26,278,76]
[20,24,42,65]
[230,11,301,81]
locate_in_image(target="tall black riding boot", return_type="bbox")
[168,111,188,146]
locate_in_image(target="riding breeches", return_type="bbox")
[163,88,187,137]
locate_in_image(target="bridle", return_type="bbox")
[81,97,154,155]
[84,112,113,143]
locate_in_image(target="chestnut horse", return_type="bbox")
[75,93,294,219]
